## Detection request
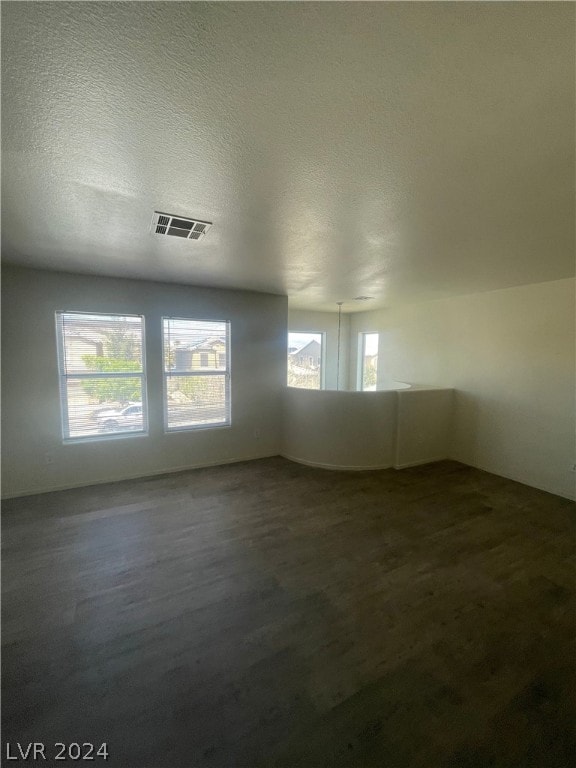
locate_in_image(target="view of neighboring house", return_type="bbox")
[173,337,227,370]
[288,337,322,389]
[288,339,321,369]
[64,333,104,369]
[60,314,141,370]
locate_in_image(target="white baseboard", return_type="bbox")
[394,456,447,470]
[5,453,573,502]
[280,453,393,472]
[447,455,576,501]
[1,452,279,499]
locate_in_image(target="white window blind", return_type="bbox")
[162,317,230,431]
[56,312,147,440]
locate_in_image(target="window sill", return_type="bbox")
[63,431,149,445]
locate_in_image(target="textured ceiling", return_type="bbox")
[2,2,574,312]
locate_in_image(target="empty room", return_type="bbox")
[2,2,575,767]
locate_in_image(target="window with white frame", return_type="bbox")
[359,332,379,391]
[163,317,230,431]
[287,332,324,389]
[56,312,146,440]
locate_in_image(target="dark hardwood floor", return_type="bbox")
[2,458,575,767]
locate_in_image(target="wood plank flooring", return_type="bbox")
[2,458,575,767]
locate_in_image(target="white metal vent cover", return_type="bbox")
[151,212,212,241]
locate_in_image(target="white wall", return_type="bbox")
[4,267,573,500]
[282,386,453,471]
[350,278,576,499]
[395,389,453,468]
[282,388,397,469]
[1,265,287,497]
[288,309,350,390]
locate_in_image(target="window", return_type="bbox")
[163,317,230,431]
[56,312,146,440]
[359,333,379,391]
[287,332,323,389]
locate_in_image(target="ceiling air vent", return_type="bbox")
[151,212,212,241]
